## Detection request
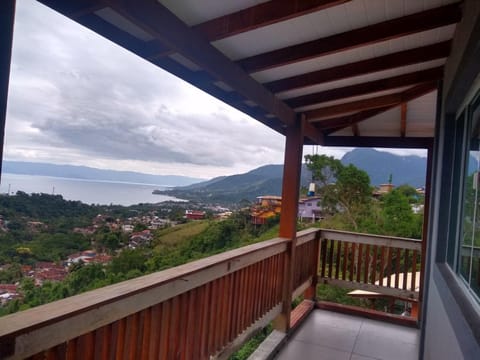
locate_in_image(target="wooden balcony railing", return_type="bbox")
[0,230,318,360]
[0,228,421,359]
[318,229,422,299]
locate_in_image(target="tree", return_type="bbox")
[305,155,372,230]
[381,189,421,238]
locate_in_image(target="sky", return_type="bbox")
[4,0,426,180]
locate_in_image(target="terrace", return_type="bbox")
[0,0,480,359]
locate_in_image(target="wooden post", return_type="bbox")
[0,0,15,180]
[418,145,433,320]
[274,116,304,332]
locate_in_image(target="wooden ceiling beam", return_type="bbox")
[323,136,432,149]
[193,0,350,42]
[39,0,105,18]
[266,41,450,93]
[320,106,394,134]
[286,66,444,108]
[95,0,296,127]
[306,82,437,120]
[237,3,461,73]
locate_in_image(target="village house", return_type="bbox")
[298,197,322,222]
[185,210,206,220]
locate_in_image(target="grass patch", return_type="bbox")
[154,221,209,249]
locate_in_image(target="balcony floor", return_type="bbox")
[275,309,419,360]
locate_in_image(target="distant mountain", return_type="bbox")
[159,164,312,205]
[340,149,427,187]
[2,161,203,187]
[159,149,436,205]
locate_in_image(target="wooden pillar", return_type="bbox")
[274,116,304,332]
[418,145,433,320]
[0,1,16,180]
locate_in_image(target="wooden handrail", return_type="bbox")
[0,237,289,360]
[320,229,421,250]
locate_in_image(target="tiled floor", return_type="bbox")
[275,310,419,360]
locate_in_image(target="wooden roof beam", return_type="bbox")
[193,0,350,42]
[237,3,461,73]
[286,67,444,108]
[94,0,296,127]
[323,136,432,149]
[306,82,437,120]
[266,41,451,93]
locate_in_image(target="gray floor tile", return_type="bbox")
[360,319,419,345]
[350,354,380,360]
[294,324,359,352]
[353,331,419,360]
[275,340,351,360]
[307,310,363,332]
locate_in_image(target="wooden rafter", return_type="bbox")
[401,103,407,137]
[286,67,444,108]
[266,41,450,93]
[320,107,394,134]
[306,82,437,121]
[193,0,350,42]
[91,0,299,126]
[237,3,461,73]
[323,136,432,149]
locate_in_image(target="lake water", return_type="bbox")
[0,173,183,206]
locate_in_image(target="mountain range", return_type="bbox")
[2,161,203,187]
[160,149,433,205]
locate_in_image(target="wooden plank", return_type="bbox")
[364,244,370,284]
[103,0,296,126]
[199,284,210,360]
[320,239,327,278]
[395,248,401,289]
[356,243,363,282]
[379,247,386,286]
[319,229,422,250]
[372,245,378,284]
[159,301,170,360]
[342,242,348,281]
[265,41,450,93]
[192,0,350,41]
[238,3,460,73]
[146,305,160,360]
[327,239,335,278]
[115,319,126,360]
[306,82,436,120]
[412,250,418,292]
[349,243,356,282]
[387,248,393,287]
[402,250,409,290]
[286,67,443,108]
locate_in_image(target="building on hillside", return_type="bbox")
[298,197,322,222]
[185,210,206,220]
[251,196,282,225]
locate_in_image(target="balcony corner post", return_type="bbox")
[0,0,16,181]
[274,115,305,332]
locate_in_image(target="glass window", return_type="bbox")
[459,95,480,300]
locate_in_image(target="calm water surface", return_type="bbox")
[0,173,183,206]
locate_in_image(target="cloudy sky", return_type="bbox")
[5,0,425,179]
